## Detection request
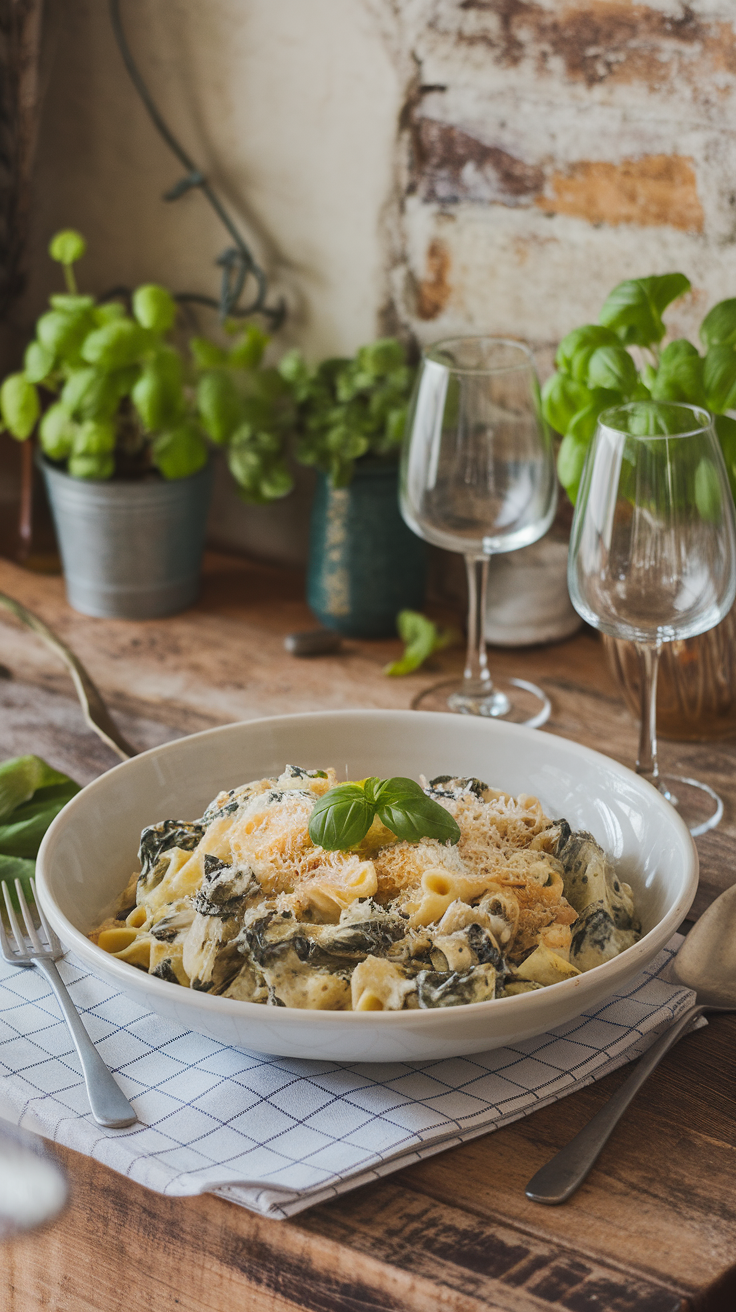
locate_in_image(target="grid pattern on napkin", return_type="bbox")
[0,941,696,1219]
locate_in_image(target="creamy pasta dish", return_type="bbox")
[92,766,641,1011]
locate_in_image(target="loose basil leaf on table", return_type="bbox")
[384,610,459,678]
[0,756,80,908]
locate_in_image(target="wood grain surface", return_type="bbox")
[1,552,735,1312]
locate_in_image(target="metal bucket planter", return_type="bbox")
[40,458,214,619]
[307,461,426,638]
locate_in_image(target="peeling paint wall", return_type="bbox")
[377,0,736,365]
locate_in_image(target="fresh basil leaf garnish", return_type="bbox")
[362,777,381,806]
[308,775,461,851]
[373,777,461,846]
[308,784,374,851]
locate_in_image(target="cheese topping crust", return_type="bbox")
[91,767,641,1011]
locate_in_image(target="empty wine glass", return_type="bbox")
[400,337,557,723]
[568,401,736,836]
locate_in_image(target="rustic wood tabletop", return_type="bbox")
[1,552,735,1312]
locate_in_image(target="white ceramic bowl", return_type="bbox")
[36,710,698,1062]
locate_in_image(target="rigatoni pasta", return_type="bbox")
[91,766,641,1011]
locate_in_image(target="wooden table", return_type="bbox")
[1,553,735,1312]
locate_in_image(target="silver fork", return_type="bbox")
[1,879,137,1129]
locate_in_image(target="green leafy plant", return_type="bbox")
[194,324,297,503]
[0,229,278,490]
[0,756,80,908]
[543,273,736,504]
[308,776,461,852]
[278,338,415,488]
[384,610,461,677]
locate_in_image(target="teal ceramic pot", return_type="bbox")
[307,461,426,638]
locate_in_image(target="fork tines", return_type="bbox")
[0,879,61,963]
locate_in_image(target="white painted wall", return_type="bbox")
[25,0,401,360]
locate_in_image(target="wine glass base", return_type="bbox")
[657,773,724,838]
[412,675,551,728]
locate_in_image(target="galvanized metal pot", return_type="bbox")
[40,458,214,619]
[307,461,426,638]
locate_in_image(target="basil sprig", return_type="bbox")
[308,776,460,851]
[542,271,736,506]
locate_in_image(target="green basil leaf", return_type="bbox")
[660,338,700,367]
[599,273,690,346]
[555,325,619,377]
[197,371,244,445]
[540,373,592,435]
[715,414,736,501]
[384,611,457,678]
[72,419,116,456]
[374,777,460,845]
[0,755,69,823]
[557,430,589,504]
[227,324,269,369]
[92,301,126,326]
[0,781,80,857]
[700,299,736,349]
[0,373,39,440]
[694,458,724,523]
[68,451,115,480]
[39,403,78,460]
[356,338,405,376]
[132,349,185,431]
[190,336,229,369]
[586,345,637,394]
[48,229,86,266]
[704,345,736,413]
[650,343,705,406]
[0,853,36,910]
[566,401,605,446]
[626,403,684,437]
[81,320,150,371]
[61,368,121,421]
[308,784,375,851]
[257,459,294,501]
[384,611,437,677]
[24,341,55,384]
[37,309,93,359]
[152,423,208,479]
[132,284,177,334]
[50,294,95,313]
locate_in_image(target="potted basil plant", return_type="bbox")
[279,338,426,638]
[0,230,270,619]
[543,271,736,739]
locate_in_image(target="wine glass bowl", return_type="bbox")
[401,337,557,722]
[568,401,736,835]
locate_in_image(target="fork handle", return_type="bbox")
[35,959,138,1128]
[525,1002,704,1205]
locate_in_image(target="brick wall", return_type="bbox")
[378,0,736,364]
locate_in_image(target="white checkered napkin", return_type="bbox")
[0,940,700,1220]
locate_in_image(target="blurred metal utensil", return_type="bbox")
[0,878,137,1129]
[0,589,137,759]
[0,1117,67,1239]
[526,881,736,1205]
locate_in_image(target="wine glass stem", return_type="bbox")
[464,554,492,694]
[636,641,661,785]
